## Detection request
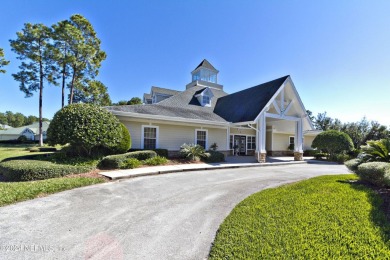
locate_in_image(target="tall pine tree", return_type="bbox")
[10,23,56,146]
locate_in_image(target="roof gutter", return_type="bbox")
[110,110,229,127]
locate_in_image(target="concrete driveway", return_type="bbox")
[0,163,349,260]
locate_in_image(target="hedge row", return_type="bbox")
[0,160,94,181]
[99,150,157,169]
[129,148,168,158]
[345,159,390,187]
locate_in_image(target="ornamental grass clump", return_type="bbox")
[179,143,210,161]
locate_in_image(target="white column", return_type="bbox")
[294,118,303,153]
[226,127,230,152]
[257,113,266,153]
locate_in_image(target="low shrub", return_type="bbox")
[144,156,168,166]
[99,150,157,169]
[29,147,57,153]
[129,148,169,158]
[120,158,141,169]
[0,160,94,181]
[344,159,363,172]
[330,153,350,163]
[202,151,225,163]
[17,135,28,143]
[180,143,210,161]
[357,162,390,187]
[314,153,327,160]
[303,150,318,156]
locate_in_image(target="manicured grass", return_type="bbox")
[0,177,104,207]
[209,174,390,259]
[0,144,40,162]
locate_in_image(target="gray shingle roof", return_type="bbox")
[107,86,228,123]
[151,86,181,96]
[143,93,151,99]
[0,121,50,135]
[193,59,218,72]
[214,76,289,123]
[107,76,289,124]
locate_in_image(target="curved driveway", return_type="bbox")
[0,163,349,260]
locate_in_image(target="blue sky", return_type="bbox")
[0,1,389,125]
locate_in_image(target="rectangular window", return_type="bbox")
[143,126,157,149]
[289,136,295,145]
[229,135,233,149]
[247,136,256,150]
[196,130,207,149]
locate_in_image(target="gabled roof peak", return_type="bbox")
[193,59,218,72]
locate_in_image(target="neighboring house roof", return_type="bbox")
[193,59,218,72]
[151,86,181,96]
[0,121,50,135]
[143,93,151,100]
[214,76,289,123]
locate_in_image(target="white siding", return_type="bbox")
[272,133,291,151]
[120,119,228,151]
[304,135,316,150]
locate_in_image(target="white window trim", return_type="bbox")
[246,135,256,151]
[195,129,208,149]
[141,125,159,149]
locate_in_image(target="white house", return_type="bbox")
[0,121,50,141]
[107,59,320,162]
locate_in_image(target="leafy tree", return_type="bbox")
[10,23,56,146]
[0,48,10,74]
[312,130,354,159]
[47,103,123,156]
[0,112,7,125]
[13,113,25,127]
[314,112,334,130]
[127,97,142,105]
[71,80,111,106]
[26,115,39,125]
[361,139,390,162]
[66,14,106,104]
[112,97,142,106]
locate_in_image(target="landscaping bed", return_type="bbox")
[209,174,390,259]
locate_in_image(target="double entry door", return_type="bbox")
[234,135,246,155]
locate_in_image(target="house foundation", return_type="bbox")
[294,152,303,161]
[255,152,267,163]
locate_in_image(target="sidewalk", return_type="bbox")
[100,159,311,180]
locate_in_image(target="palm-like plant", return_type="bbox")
[180,143,210,161]
[361,139,390,162]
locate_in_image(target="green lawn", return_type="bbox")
[0,144,106,207]
[209,174,390,259]
[0,144,40,162]
[0,177,104,207]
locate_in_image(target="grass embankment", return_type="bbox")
[209,174,390,259]
[0,177,104,207]
[0,144,106,207]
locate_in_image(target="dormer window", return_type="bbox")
[195,87,214,107]
[202,95,210,105]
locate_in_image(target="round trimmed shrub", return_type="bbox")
[114,123,131,153]
[344,159,363,172]
[357,162,390,187]
[312,130,354,159]
[47,104,123,156]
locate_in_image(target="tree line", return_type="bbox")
[0,111,49,129]
[308,111,390,149]
[0,14,109,145]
